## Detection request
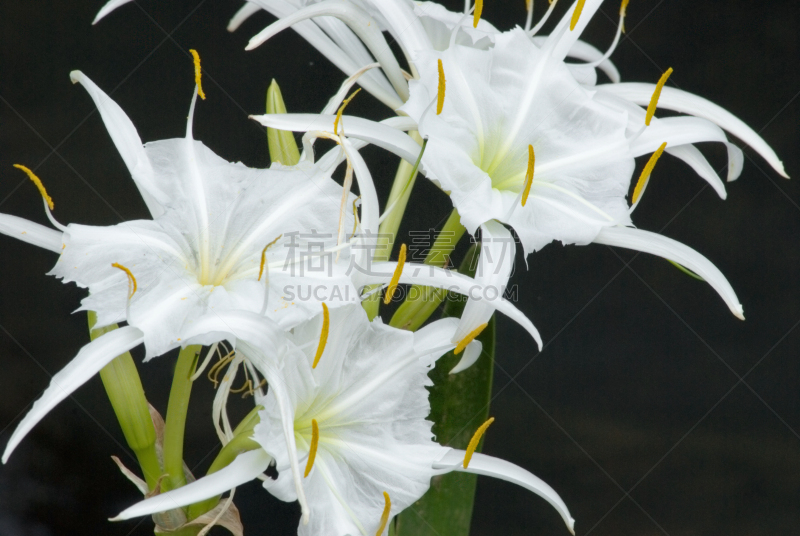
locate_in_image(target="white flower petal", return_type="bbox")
[92,0,133,24]
[593,226,744,319]
[449,340,482,374]
[532,36,621,84]
[433,449,575,534]
[227,2,261,32]
[69,71,167,218]
[0,213,63,253]
[2,326,144,463]
[599,83,788,178]
[111,449,271,520]
[665,144,727,199]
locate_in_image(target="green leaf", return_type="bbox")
[395,244,495,536]
[266,79,301,166]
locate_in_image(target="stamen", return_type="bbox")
[14,164,54,210]
[207,352,235,388]
[312,303,329,369]
[570,0,586,31]
[303,419,319,478]
[645,67,673,126]
[258,234,283,281]
[526,0,532,9]
[111,262,137,299]
[631,141,667,204]
[189,49,206,100]
[229,378,253,394]
[436,59,446,115]
[463,417,495,468]
[454,322,488,355]
[376,492,391,536]
[521,144,535,207]
[383,244,407,304]
[333,88,362,135]
[472,0,483,28]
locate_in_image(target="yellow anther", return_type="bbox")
[376,492,391,536]
[14,164,54,210]
[189,49,206,100]
[620,0,629,16]
[333,88,362,135]
[229,378,253,394]
[570,0,586,31]
[521,144,535,207]
[207,352,235,388]
[526,0,532,10]
[473,0,483,28]
[384,243,406,305]
[632,142,667,204]
[463,417,495,469]
[454,322,488,355]
[645,67,673,126]
[313,303,329,369]
[258,234,283,281]
[436,59,446,115]
[111,262,137,299]
[304,419,319,478]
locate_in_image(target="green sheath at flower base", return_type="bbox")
[266,79,301,166]
[394,244,495,536]
[390,208,466,331]
[162,344,201,492]
[88,311,160,490]
[363,131,424,320]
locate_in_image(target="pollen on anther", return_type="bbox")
[436,59,446,115]
[570,0,587,31]
[632,142,667,204]
[189,49,206,100]
[472,0,483,28]
[258,234,283,281]
[304,419,319,478]
[111,262,138,299]
[521,144,535,207]
[454,322,488,355]
[376,492,391,536]
[312,303,329,369]
[463,417,495,469]
[645,67,673,126]
[14,164,54,210]
[384,244,406,305]
[334,88,361,135]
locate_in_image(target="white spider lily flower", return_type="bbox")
[111,305,575,535]
[0,71,358,463]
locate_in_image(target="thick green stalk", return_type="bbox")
[395,244,495,536]
[162,345,200,492]
[363,131,424,320]
[389,208,466,330]
[266,79,301,166]
[88,312,160,491]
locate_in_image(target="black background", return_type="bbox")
[1,1,799,535]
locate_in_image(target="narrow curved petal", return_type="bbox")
[3,326,145,463]
[433,449,575,534]
[69,71,167,217]
[545,0,605,63]
[0,213,63,252]
[251,113,422,164]
[531,36,621,84]
[228,2,262,32]
[92,0,133,24]
[593,226,744,319]
[112,449,271,520]
[354,262,543,349]
[368,0,433,63]
[665,144,727,199]
[599,83,788,178]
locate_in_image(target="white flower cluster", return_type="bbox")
[0,0,785,535]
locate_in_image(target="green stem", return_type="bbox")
[389,208,466,331]
[88,312,160,491]
[162,344,200,492]
[363,131,424,320]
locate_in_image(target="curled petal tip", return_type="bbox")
[69,70,82,84]
[734,306,745,321]
[568,518,576,535]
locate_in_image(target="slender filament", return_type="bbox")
[189,49,206,100]
[454,322,488,355]
[14,164,53,210]
[463,417,495,468]
[384,244,407,304]
[303,419,319,478]
[645,67,673,126]
[313,303,330,369]
[632,141,668,204]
